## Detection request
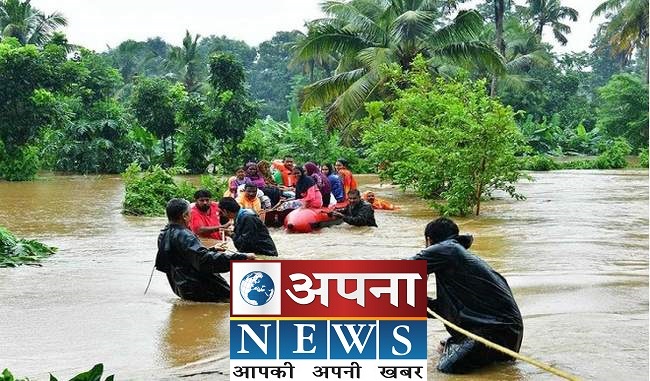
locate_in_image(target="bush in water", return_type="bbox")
[0,144,40,181]
[593,138,631,169]
[518,155,560,171]
[0,227,57,267]
[1,363,113,381]
[122,163,227,216]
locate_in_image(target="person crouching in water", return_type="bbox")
[410,217,523,374]
[155,198,255,302]
[329,189,377,227]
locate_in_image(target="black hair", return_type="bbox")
[218,197,241,213]
[348,189,361,198]
[193,189,212,199]
[244,182,258,189]
[283,155,294,161]
[323,163,334,174]
[293,166,305,176]
[336,158,349,168]
[424,217,459,245]
[166,198,190,221]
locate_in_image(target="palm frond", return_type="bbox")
[327,69,383,130]
[300,68,367,111]
[430,41,505,74]
[427,10,484,49]
[292,23,369,64]
[356,46,394,70]
[389,9,436,45]
[592,0,626,18]
[320,0,387,43]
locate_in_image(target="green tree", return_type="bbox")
[167,30,201,92]
[130,77,179,166]
[249,30,305,120]
[0,0,67,46]
[526,0,578,45]
[596,73,649,150]
[593,0,649,79]
[293,0,504,130]
[361,57,524,216]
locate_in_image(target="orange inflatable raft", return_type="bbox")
[284,201,349,233]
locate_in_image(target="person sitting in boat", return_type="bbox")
[335,159,358,201]
[293,166,323,209]
[272,156,296,188]
[236,182,266,221]
[322,163,345,204]
[225,166,247,198]
[155,198,255,302]
[245,161,281,207]
[189,189,230,240]
[362,191,396,210]
[329,189,377,227]
[409,217,523,374]
[304,162,332,207]
[218,197,278,257]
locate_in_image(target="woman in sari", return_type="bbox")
[304,162,332,207]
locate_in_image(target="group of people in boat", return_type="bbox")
[154,157,524,375]
[222,156,393,228]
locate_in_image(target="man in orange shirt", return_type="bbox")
[272,156,296,187]
[236,183,265,221]
[362,191,396,210]
[189,189,226,240]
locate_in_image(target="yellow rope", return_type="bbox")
[427,308,581,381]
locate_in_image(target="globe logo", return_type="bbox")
[239,271,275,306]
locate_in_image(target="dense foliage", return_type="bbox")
[361,58,525,216]
[122,163,226,216]
[0,226,57,267]
[238,109,367,170]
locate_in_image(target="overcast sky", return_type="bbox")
[30,0,602,54]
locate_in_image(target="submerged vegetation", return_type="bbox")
[0,227,57,267]
[122,163,226,216]
[1,363,113,381]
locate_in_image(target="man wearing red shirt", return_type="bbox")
[272,156,296,187]
[189,189,225,240]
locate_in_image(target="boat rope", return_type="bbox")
[427,308,581,381]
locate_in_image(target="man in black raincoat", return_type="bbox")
[329,189,377,227]
[156,198,255,302]
[410,217,523,374]
[218,197,278,256]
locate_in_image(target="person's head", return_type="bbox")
[218,197,241,220]
[283,156,294,171]
[292,165,304,180]
[257,160,271,176]
[304,162,319,176]
[245,162,258,176]
[424,217,459,247]
[365,191,376,204]
[348,189,361,206]
[166,198,191,226]
[235,166,246,179]
[335,159,349,171]
[321,163,333,176]
[193,189,213,212]
[244,183,258,200]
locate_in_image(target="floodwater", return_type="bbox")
[0,170,647,380]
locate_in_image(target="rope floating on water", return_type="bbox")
[427,308,581,381]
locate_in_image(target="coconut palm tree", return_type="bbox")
[592,0,648,68]
[526,0,578,45]
[0,0,67,46]
[293,0,504,130]
[167,30,202,92]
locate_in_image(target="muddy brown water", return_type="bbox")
[0,171,647,380]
